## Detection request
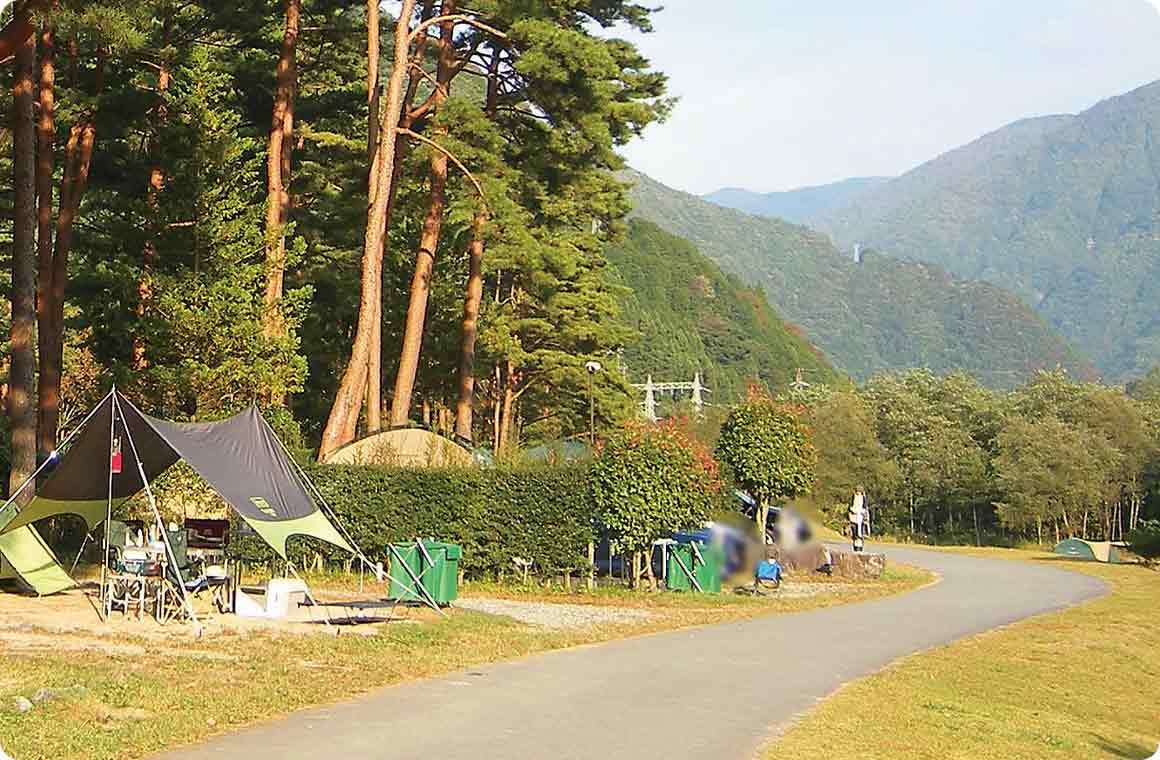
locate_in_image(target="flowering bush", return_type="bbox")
[591,419,723,554]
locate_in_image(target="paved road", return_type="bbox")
[158,547,1106,760]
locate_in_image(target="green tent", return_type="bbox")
[1053,538,1122,563]
[0,525,76,595]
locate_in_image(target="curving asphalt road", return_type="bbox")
[156,546,1107,760]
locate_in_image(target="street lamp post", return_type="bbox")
[585,361,602,446]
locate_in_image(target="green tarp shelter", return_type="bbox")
[1053,538,1122,564]
[0,526,76,595]
[0,389,356,596]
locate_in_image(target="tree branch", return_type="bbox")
[409,14,508,43]
[408,61,440,92]
[397,126,487,207]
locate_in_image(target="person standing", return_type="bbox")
[849,488,867,552]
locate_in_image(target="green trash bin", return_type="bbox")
[387,543,424,602]
[665,543,696,592]
[690,542,723,593]
[388,541,462,605]
[421,540,461,605]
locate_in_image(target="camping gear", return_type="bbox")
[0,389,371,625]
[664,541,723,593]
[0,525,76,596]
[234,578,306,619]
[756,559,782,586]
[1053,538,1122,563]
[386,540,461,606]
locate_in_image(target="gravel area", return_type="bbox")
[455,598,653,629]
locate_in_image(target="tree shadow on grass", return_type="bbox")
[1091,734,1157,759]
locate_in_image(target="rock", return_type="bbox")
[13,696,34,713]
[831,550,886,579]
[31,685,88,704]
[766,543,886,579]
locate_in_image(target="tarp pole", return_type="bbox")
[114,394,201,634]
[0,388,114,519]
[98,388,118,621]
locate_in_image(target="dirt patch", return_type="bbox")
[0,585,432,645]
[456,597,653,629]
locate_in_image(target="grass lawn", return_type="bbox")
[0,565,928,760]
[764,548,1160,760]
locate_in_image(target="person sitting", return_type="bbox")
[816,545,833,576]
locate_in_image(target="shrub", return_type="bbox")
[231,463,597,578]
[590,420,722,555]
[1128,520,1160,564]
[716,391,817,507]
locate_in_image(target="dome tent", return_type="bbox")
[1053,538,1122,564]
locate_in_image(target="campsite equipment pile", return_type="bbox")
[0,389,373,628]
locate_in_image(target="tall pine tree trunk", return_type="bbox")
[8,28,37,501]
[454,216,485,441]
[388,0,456,427]
[453,49,498,443]
[262,0,299,338]
[134,21,170,371]
[318,0,418,461]
[39,49,103,453]
[34,25,55,459]
[364,0,382,433]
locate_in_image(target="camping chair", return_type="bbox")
[158,528,232,623]
[158,528,206,623]
[104,520,158,620]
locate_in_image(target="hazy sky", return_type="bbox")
[618,0,1160,194]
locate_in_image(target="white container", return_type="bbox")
[263,578,308,619]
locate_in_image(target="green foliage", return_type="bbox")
[625,170,1094,388]
[788,368,1160,544]
[590,421,722,552]
[816,82,1160,380]
[716,394,816,506]
[1128,520,1160,562]
[792,389,899,526]
[606,219,839,402]
[234,464,597,577]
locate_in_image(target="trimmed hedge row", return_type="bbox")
[234,464,599,577]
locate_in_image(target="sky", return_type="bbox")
[617,0,1160,194]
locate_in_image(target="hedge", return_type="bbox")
[232,464,599,578]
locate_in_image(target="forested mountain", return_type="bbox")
[816,80,1160,380]
[605,220,839,404]
[626,170,1093,387]
[703,176,890,224]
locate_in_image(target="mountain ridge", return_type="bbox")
[624,169,1095,387]
[815,79,1160,379]
[703,176,891,224]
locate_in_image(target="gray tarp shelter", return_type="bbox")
[0,389,354,596]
